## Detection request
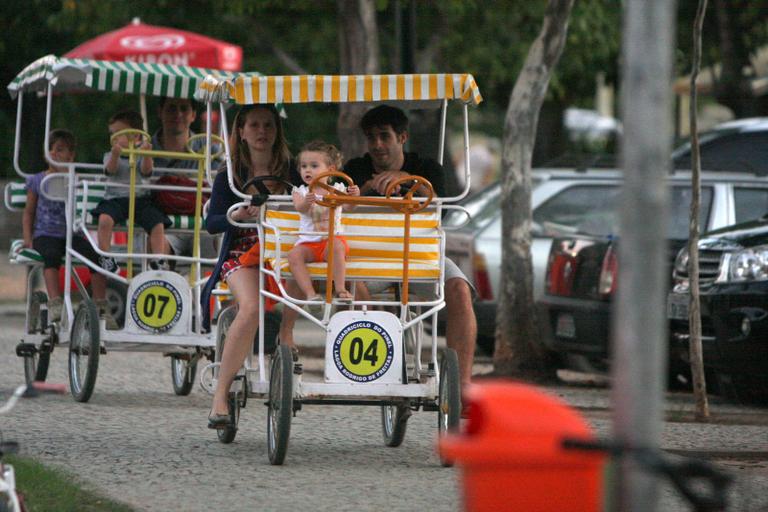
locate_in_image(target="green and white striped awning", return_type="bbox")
[7,54,257,99]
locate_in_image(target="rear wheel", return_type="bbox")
[68,301,101,402]
[437,348,461,467]
[104,280,128,328]
[170,356,197,396]
[381,403,411,447]
[267,345,293,465]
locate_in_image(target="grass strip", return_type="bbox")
[5,455,134,512]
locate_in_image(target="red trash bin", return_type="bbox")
[438,380,605,512]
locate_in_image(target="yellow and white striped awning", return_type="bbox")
[196,73,482,106]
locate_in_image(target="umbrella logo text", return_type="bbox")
[120,34,186,51]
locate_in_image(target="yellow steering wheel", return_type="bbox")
[309,171,356,207]
[186,133,226,159]
[109,128,151,148]
[384,175,434,213]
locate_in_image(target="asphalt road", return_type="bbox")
[2,310,768,511]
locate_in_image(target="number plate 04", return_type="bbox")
[325,310,403,384]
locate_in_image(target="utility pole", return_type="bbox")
[610,1,677,511]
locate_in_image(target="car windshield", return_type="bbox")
[443,176,545,229]
[672,129,768,174]
[443,182,501,228]
[531,184,713,239]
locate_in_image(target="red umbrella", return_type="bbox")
[64,18,242,71]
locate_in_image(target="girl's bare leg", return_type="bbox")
[287,245,317,298]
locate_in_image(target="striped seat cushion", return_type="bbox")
[264,209,441,281]
[6,180,202,230]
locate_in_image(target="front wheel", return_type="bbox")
[23,348,50,385]
[170,356,197,396]
[68,301,101,402]
[217,391,241,444]
[267,345,294,465]
[437,348,461,467]
[381,403,411,447]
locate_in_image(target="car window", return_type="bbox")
[533,185,621,236]
[673,132,768,174]
[531,184,713,238]
[734,188,768,223]
[667,186,713,239]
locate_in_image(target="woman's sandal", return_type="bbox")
[207,410,232,430]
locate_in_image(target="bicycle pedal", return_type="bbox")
[15,343,37,358]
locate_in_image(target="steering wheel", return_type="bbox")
[186,133,226,159]
[308,171,355,207]
[242,175,296,206]
[384,175,434,212]
[109,128,151,148]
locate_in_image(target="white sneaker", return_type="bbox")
[95,299,119,330]
[149,259,170,271]
[47,296,63,323]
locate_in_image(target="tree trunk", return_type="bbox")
[688,0,710,421]
[493,0,575,380]
[610,1,677,510]
[337,0,379,160]
[711,0,755,116]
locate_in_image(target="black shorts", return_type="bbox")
[32,235,100,270]
[91,196,171,233]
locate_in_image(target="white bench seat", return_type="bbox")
[263,208,442,282]
[5,180,203,231]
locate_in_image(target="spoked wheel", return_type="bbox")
[381,402,412,447]
[23,343,51,385]
[217,390,242,444]
[437,348,461,467]
[68,301,101,402]
[214,306,237,370]
[27,290,48,334]
[267,344,294,465]
[25,291,54,384]
[170,356,198,396]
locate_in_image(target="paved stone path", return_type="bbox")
[1,311,767,511]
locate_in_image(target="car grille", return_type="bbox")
[673,248,725,288]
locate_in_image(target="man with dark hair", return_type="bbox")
[345,104,477,392]
[151,97,217,260]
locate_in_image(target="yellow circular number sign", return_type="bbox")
[130,280,182,333]
[332,321,394,382]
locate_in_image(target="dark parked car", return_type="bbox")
[668,218,768,402]
[540,173,768,379]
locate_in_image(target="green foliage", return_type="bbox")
[2,1,767,178]
[7,455,135,511]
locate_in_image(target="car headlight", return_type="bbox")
[729,245,768,281]
[673,247,690,276]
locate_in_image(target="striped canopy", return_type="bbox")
[196,73,482,106]
[7,54,257,99]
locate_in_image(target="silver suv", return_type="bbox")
[445,168,768,353]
